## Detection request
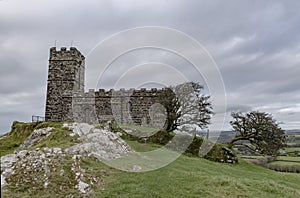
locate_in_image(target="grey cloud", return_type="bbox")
[1,0,300,133]
[226,104,252,113]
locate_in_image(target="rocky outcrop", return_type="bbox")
[19,127,53,149]
[63,123,133,160]
[1,153,18,186]
[1,122,132,196]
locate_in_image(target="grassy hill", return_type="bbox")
[86,141,300,198]
[1,122,300,197]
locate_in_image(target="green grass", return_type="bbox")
[126,140,163,152]
[0,121,74,156]
[30,128,79,150]
[119,124,160,137]
[4,151,300,197]
[283,147,300,152]
[2,155,81,198]
[29,127,80,150]
[265,156,300,173]
[1,122,300,197]
[0,122,39,156]
[286,142,298,146]
[240,155,265,159]
[269,161,300,166]
[81,154,300,197]
[277,156,300,162]
[81,141,300,197]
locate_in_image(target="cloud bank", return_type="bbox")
[1,0,300,133]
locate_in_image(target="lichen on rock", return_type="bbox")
[1,122,133,196]
[64,123,133,160]
[19,127,53,150]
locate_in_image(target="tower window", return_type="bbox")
[60,64,64,70]
[128,101,132,112]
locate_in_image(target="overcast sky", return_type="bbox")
[1,0,300,134]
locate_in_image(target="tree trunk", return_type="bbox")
[227,136,248,148]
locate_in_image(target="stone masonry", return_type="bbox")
[45,47,166,127]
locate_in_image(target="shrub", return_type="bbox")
[160,134,238,163]
[108,121,138,141]
[266,163,300,173]
[143,130,175,144]
[104,121,238,163]
[249,156,276,167]
[186,136,204,155]
[204,144,238,163]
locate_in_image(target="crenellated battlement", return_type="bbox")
[94,88,164,97]
[49,47,85,62]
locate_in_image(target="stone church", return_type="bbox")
[45,47,166,127]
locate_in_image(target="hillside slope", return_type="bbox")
[0,122,299,197]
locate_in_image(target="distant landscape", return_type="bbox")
[197,129,300,144]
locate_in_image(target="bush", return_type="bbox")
[107,121,175,143]
[142,130,175,144]
[105,121,238,164]
[204,144,238,163]
[186,136,204,155]
[247,157,300,173]
[249,156,276,167]
[166,135,204,156]
[108,121,139,141]
[161,134,238,163]
[266,163,300,173]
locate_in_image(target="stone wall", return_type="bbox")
[72,90,98,124]
[45,47,85,122]
[57,88,166,126]
[94,88,165,126]
[45,47,166,127]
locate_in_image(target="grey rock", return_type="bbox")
[19,127,53,149]
[1,154,18,186]
[64,123,132,160]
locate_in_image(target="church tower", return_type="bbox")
[45,47,85,122]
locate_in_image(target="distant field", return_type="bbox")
[283,147,300,152]
[286,142,299,146]
[269,161,300,166]
[239,155,265,159]
[286,138,300,144]
[277,156,300,162]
